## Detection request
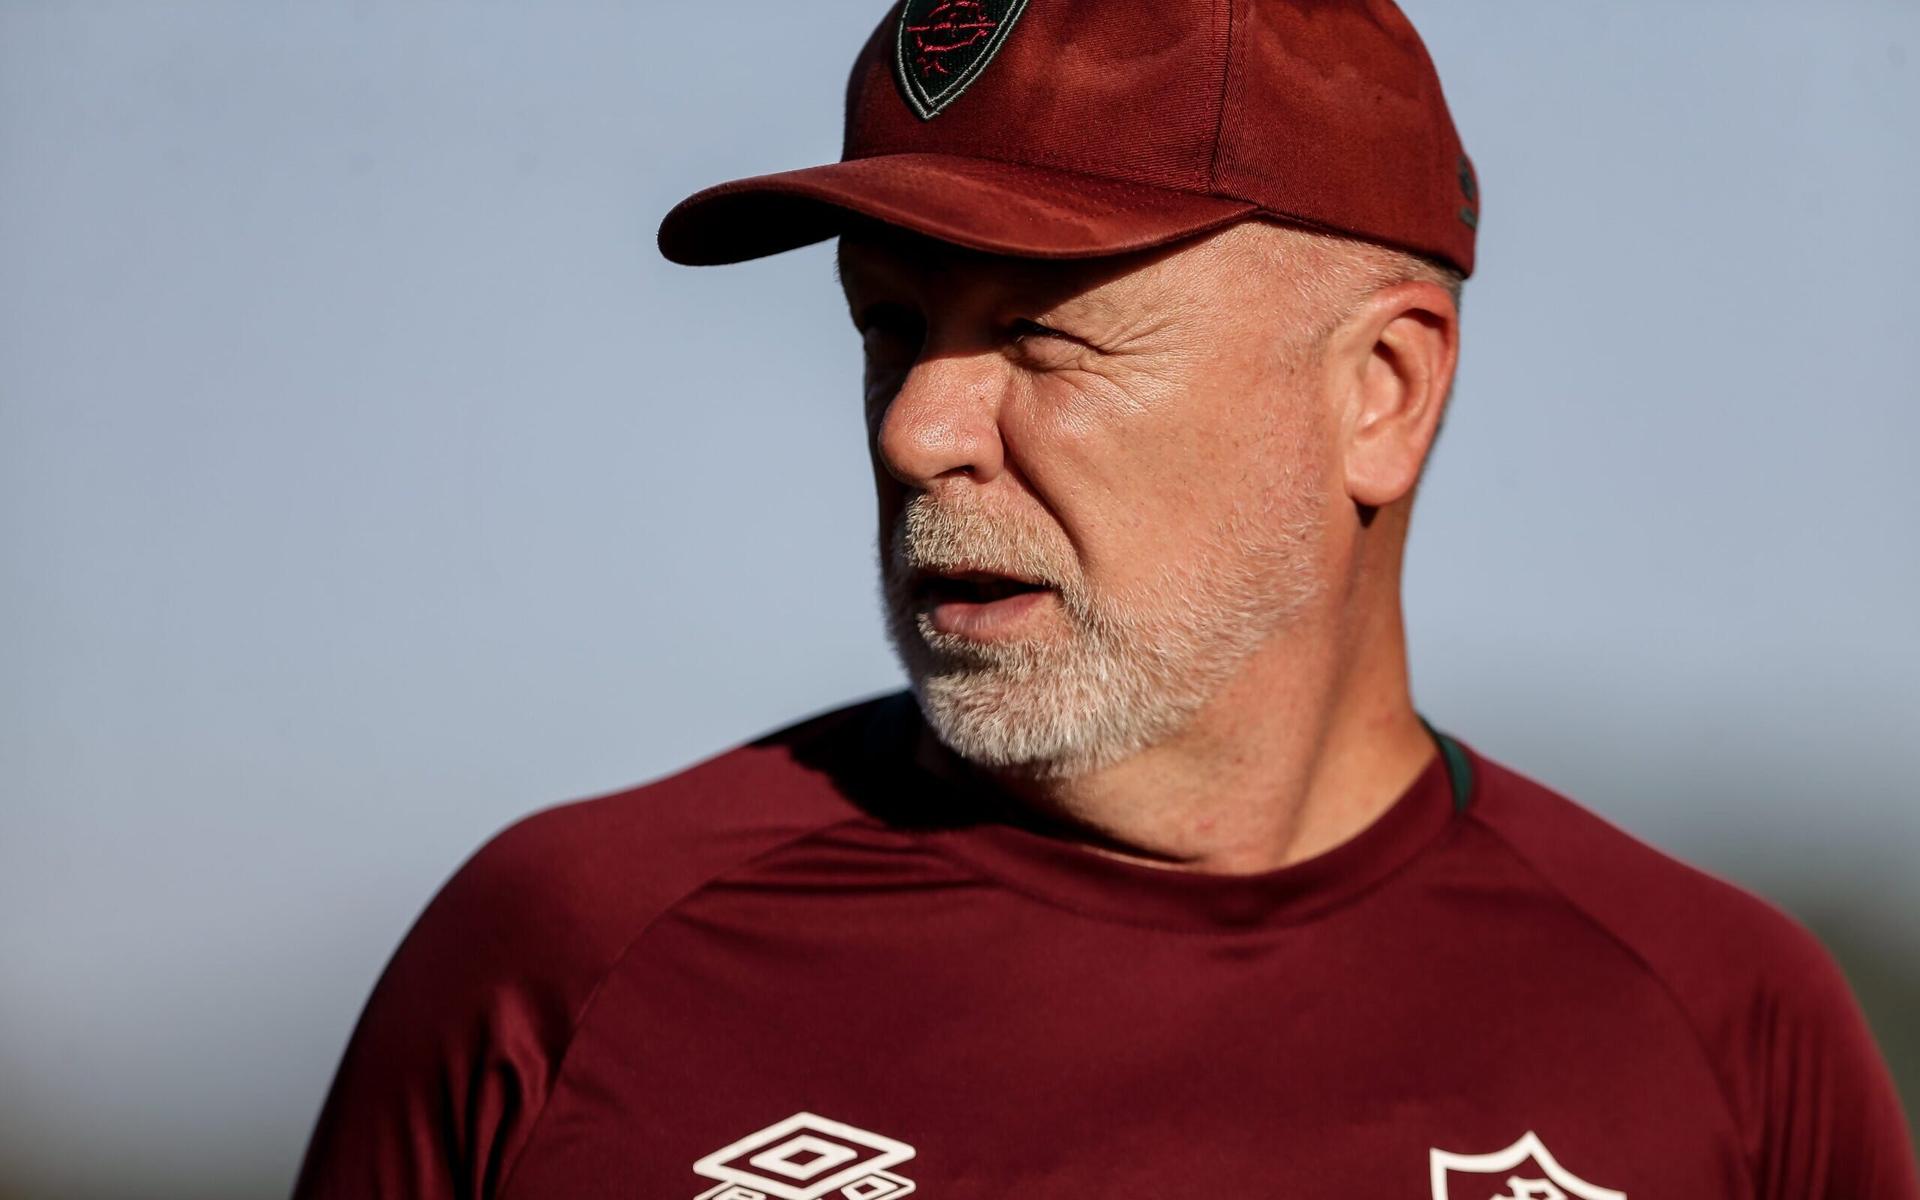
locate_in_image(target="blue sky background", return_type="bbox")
[2,2,1916,1195]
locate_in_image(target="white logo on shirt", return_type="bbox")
[692,1112,916,1200]
[1429,1131,1624,1200]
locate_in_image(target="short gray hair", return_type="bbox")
[1246,219,1464,471]
[1249,218,1464,340]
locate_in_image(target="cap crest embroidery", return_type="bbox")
[894,0,1030,119]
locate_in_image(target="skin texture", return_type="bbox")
[839,218,1461,874]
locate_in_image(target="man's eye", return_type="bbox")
[1007,318,1083,366]
[1009,318,1068,342]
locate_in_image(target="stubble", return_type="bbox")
[877,452,1326,780]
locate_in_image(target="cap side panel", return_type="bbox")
[1214,0,1475,274]
[1368,0,1479,258]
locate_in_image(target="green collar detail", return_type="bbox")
[1418,715,1475,813]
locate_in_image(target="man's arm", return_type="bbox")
[1754,924,1918,1199]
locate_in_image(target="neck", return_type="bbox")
[916,583,1434,876]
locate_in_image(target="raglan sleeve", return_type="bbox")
[290,807,620,1200]
[1752,919,1919,1199]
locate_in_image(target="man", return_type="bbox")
[295,2,1917,1197]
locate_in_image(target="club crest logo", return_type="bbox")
[1429,1131,1624,1200]
[692,1112,916,1199]
[893,0,1030,119]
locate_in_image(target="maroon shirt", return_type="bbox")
[294,691,1917,1199]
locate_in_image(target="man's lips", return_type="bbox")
[909,568,1052,605]
[907,568,1056,638]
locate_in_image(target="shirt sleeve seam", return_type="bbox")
[489,813,871,1200]
[1467,812,1764,1195]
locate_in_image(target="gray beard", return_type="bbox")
[877,478,1324,781]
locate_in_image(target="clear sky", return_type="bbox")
[2,2,1916,1195]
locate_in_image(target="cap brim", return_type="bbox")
[657,153,1261,266]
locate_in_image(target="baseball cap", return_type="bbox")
[657,0,1479,277]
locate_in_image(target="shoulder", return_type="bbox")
[1457,741,1916,1194]
[1459,744,1834,1009]
[443,689,904,985]
[293,691,911,1198]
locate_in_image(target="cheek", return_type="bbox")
[999,373,1252,586]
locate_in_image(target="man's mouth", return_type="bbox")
[911,569,1051,606]
[908,568,1057,638]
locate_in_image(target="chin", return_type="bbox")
[902,656,1176,782]
[879,568,1269,781]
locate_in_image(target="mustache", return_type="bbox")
[884,496,1074,590]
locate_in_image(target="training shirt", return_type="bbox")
[293,690,1917,1200]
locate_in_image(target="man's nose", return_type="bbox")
[873,352,1006,489]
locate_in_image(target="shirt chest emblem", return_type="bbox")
[692,1112,917,1199]
[1430,1131,1625,1200]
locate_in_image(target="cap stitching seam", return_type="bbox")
[1204,0,1238,194]
[849,138,1220,195]
[829,151,1247,215]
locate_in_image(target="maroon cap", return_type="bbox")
[658,0,1479,277]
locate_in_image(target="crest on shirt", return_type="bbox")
[692,1111,916,1199]
[893,0,1030,119]
[1429,1131,1625,1200]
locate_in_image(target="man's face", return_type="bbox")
[839,221,1339,780]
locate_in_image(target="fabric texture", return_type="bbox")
[657,0,1480,275]
[293,690,1917,1199]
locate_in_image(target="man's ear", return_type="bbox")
[1326,280,1459,510]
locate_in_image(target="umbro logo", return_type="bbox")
[689,1115,1619,1198]
[691,1112,916,1200]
